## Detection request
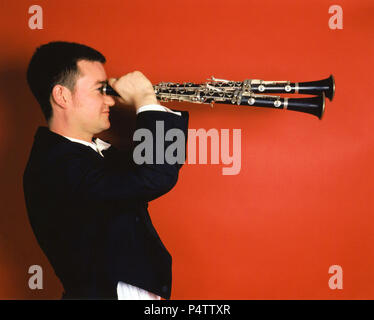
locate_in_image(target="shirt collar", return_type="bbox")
[94,137,111,153]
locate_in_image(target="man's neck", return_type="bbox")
[49,122,93,143]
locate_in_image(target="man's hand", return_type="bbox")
[108,71,158,111]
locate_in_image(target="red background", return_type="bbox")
[0,0,373,299]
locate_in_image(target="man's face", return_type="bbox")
[70,60,115,136]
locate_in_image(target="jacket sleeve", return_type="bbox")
[49,110,189,204]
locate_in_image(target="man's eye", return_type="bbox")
[98,86,105,94]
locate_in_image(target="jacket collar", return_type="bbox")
[34,126,111,155]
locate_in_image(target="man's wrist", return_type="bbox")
[134,96,159,111]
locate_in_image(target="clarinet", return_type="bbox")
[103,75,335,119]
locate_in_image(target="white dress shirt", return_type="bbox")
[63,104,180,300]
[137,104,181,116]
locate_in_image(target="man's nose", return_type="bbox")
[104,94,115,107]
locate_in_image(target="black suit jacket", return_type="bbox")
[23,110,189,299]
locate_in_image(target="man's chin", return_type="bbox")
[94,122,111,135]
[104,121,111,130]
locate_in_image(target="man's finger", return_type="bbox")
[108,78,117,86]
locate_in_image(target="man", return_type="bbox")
[23,41,188,299]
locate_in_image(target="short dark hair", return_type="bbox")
[26,41,106,122]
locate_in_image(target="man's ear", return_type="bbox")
[50,84,72,109]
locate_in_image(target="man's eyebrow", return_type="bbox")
[93,80,108,86]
